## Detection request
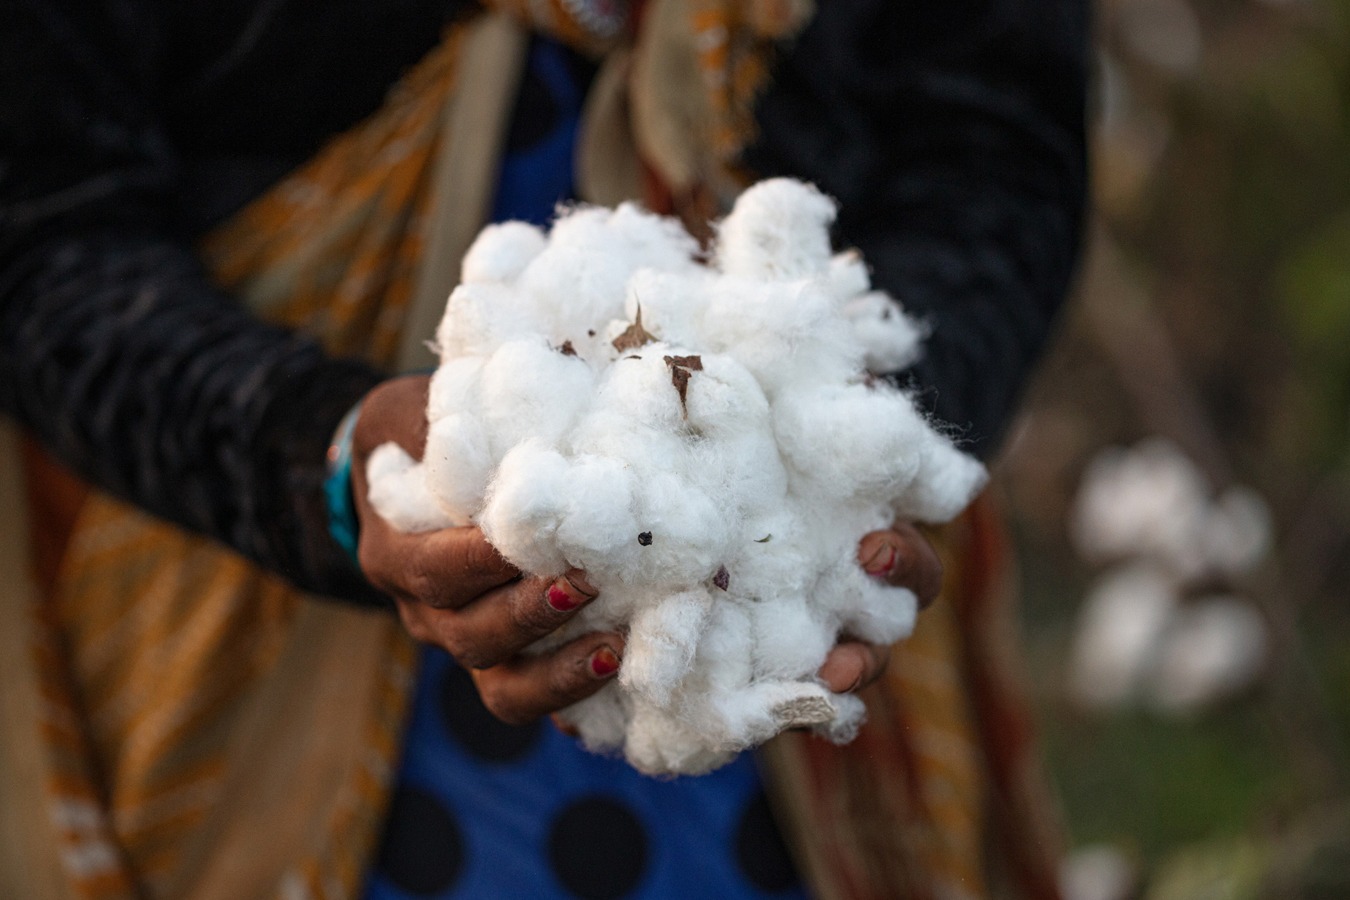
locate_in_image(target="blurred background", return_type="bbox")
[999,0,1350,896]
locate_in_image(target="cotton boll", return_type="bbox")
[826,249,871,303]
[681,357,789,515]
[686,432,787,526]
[621,588,715,705]
[551,454,642,577]
[426,356,484,422]
[692,603,755,697]
[436,281,544,360]
[680,352,771,436]
[750,592,834,680]
[423,414,491,524]
[896,428,990,524]
[813,692,866,744]
[701,278,861,390]
[1200,486,1272,577]
[608,202,701,271]
[479,338,594,453]
[535,204,611,250]
[773,382,926,501]
[622,268,712,349]
[478,439,571,576]
[1070,438,1210,573]
[1147,596,1268,713]
[560,686,630,753]
[518,209,637,331]
[625,703,733,777]
[839,571,919,646]
[724,512,815,603]
[632,471,732,585]
[843,292,926,373]
[366,442,456,533]
[716,178,836,281]
[1066,563,1179,709]
[460,220,547,284]
[585,350,689,433]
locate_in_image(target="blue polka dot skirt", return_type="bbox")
[365,650,808,899]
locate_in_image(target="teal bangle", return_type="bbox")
[324,400,364,567]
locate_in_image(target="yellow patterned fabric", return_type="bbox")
[11,5,1062,899]
[23,32,466,900]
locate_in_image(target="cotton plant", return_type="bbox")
[367,179,987,775]
[1065,438,1271,714]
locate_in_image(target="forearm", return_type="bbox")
[0,231,384,602]
[745,0,1089,457]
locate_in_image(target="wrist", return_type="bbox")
[324,399,364,567]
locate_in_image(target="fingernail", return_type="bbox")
[590,646,621,678]
[563,569,598,599]
[546,583,581,612]
[860,537,899,577]
[546,570,598,612]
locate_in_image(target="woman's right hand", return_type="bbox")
[348,374,623,725]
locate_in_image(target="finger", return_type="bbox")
[423,569,599,669]
[857,525,944,608]
[470,633,624,726]
[818,641,890,693]
[358,517,521,608]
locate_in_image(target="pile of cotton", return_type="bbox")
[367,179,987,775]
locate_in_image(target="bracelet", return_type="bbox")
[324,400,364,567]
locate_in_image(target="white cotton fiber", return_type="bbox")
[367,178,987,775]
[366,442,455,534]
[423,413,491,525]
[460,221,547,284]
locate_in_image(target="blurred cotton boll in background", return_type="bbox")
[1148,596,1269,714]
[1067,562,1178,708]
[1071,437,1273,581]
[1065,438,1272,714]
[1060,844,1137,900]
[1070,437,1212,579]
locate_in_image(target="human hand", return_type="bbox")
[350,374,623,725]
[816,524,944,694]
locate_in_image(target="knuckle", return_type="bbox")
[357,543,394,593]
[442,634,477,668]
[508,585,554,634]
[546,655,589,705]
[476,677,529,726]
[405,568,438,604]
[462,535,508,580]
[407,566,458,609]
[447,634,500,671]
[395,603,433,645]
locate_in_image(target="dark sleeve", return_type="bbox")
[744,0,1089,458]
[0,1,385,604]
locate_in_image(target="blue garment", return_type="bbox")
[364,39,807,900]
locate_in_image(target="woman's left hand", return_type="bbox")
[817,523,944,693]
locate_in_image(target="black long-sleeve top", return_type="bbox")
[0,0,1087,604]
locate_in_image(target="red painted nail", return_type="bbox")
[547,583,580,612]
[590,647,620,678]
[865,546,898,577]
